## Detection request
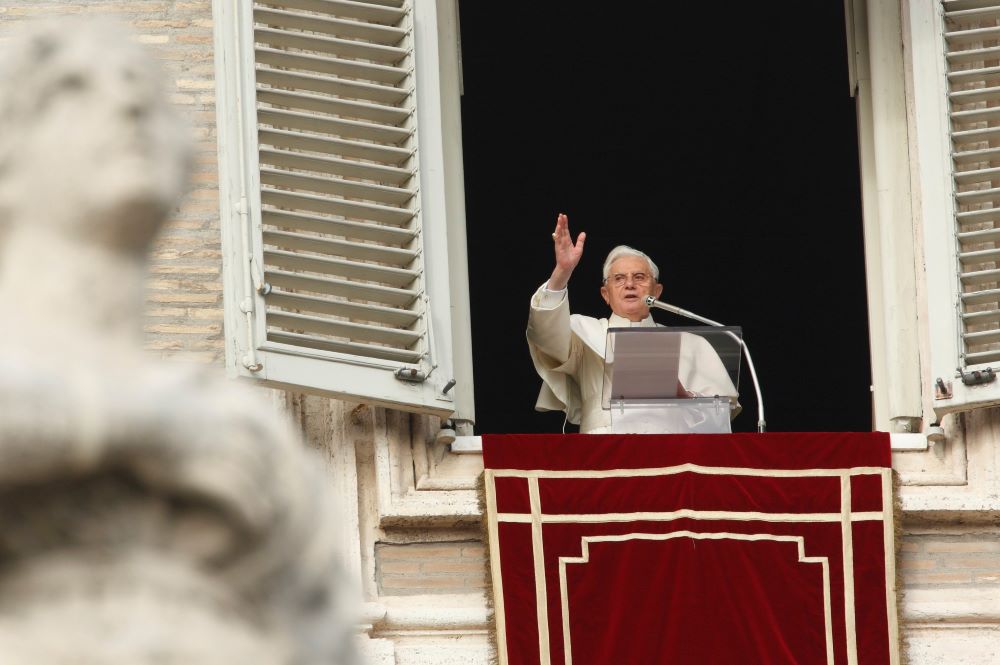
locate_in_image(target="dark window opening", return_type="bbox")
[458,3,871,433]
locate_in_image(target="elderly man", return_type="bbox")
[527,213,737,433]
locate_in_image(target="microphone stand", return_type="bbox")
[644,296,766,433]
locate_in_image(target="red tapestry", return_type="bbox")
[482,433,899,665]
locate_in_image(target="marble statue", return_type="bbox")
[0,18,358,665]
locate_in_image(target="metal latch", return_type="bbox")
[958,367,996,387]
[394,367,427,383]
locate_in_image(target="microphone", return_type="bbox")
[644,296,766,433]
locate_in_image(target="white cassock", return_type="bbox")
[526,283,739,434]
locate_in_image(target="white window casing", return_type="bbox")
[213,0,474,420]
[850,0,925,432]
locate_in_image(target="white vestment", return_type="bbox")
[526,283,739,434]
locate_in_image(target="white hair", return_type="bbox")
[602,245,660,283]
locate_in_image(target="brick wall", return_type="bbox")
[0,0,224,365]
[376,541,487,596]
[901,531,1000,587]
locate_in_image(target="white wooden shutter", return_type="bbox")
[945,0,1000,368]
[214,0,469,418]
[913,0,1000,416]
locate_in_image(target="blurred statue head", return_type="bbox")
[0,17,191,251]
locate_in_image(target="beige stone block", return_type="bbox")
[187,309,223,320]
[145,339,184,350]
[925,541,1000,554]
[176,34,212,44]
[946,557,1000,570]
[422,562,485,575]
[381,576,465,590]
[900,558,937,570]
[144,323,221,335]
[148,293,218,303]
[146,307,188,318]
[910,571,975,584]
[378,544,465,560]
[379,562,421,575]
[135,19,189,28]
[176,78,214,90]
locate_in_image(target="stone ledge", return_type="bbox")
[372,594,489,635]
[903,588,1000,624]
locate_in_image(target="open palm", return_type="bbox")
[549,213,585,290]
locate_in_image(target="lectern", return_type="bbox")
[603,326,742,434]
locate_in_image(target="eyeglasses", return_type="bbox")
[605,272,651,287]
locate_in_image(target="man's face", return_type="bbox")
[600,255,663,322]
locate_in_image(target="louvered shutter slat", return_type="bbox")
[953,145,1000,164]
[959,247,1000,263]
[260,188,414,225]
[945,25,1000,44]
[963,328,1000,345]
[948,45,1000,65]
[267,311,420,346]
[265,270,417,307]
[259,147,413,186]
[258,128,411,165]
[267,289,419,327]
[958,226,1000,242]
[946,0,1000,12]
[954,165,1000,183]
[963,308,1000,323]
[960,268,1000,286]
[264,249,418,288]
[254,8,406,46]
[257,105,410,144]
[262,230,416,266]
[255,68,409,106]
[260,167,414,206]
[943,0,1000,366]
[268,331,422,363]
[255,28,407,65]
[955,185,1000,204]
[256,91,410,127]
[948,64,1000,83]
[262,209,415,245]
[255,47,408,85]
[953,124,1000,144]
[951,84,1000,105]
[951,105,1000,124]
[957,207,1000,225]
[261,0,407,25]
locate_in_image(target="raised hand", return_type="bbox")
[548,213,585,291]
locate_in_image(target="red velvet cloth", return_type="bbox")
[483,433,896,665]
